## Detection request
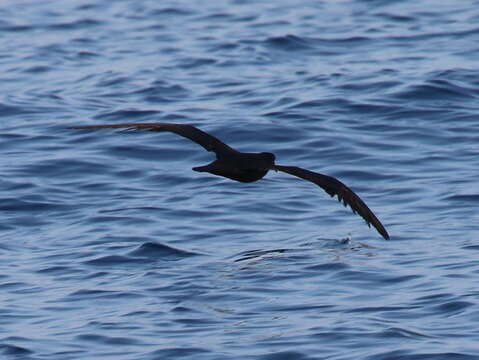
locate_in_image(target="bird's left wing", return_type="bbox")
[273,164,389,240]
[69,123,237,157]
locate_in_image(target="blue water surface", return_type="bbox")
[1,0,479,359]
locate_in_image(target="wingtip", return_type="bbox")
[378,227,390,240]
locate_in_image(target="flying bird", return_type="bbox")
[69,123,390,240]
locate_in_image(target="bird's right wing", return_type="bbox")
[69,123,237,157]
[273,164,389,240]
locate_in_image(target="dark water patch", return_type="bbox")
[133,83,189,103]
[76,50,98,59]
[111,167,146,180]
[177,57,217,69]
[22,65,52,74]
[321,35,372,46]
[83,255,146,266]
[346,102,403,116]
[93,109,161,121]
[266,96,298,109]
[47,18,103,31]
[306,262,350,272]
[134,82,189,96]
[67,288,144,300]
[413,292,454,305]
[0,198,67,212]
[128,242,199,260]
[199,12,235,22]
[81,235,153,248]
[383,108,447,122]
[6,133,60,150]
[432,301,474,316]
[262,34,373,54]
[148,347,211,359]
[231,98,272,108]
[170,305,198,314]
[333,169,387,182]
[249,19,291,30]
[262,111,320,122]
[375,12,415,23]
[103,143,195,162]
[0,344,33,356]
[429,79,478,97]
[94,74,131,88]
[151,7,195,17]
[393,80,476,102]
[36,266,72,275]
[268,303,335,313]
[3,214,51,229]
[76,333,139,346]
[347,305,414,314]
[160,207,220,220]
[77,182,124,194]
[444,194,479,203]
[174,317,223,326]
[286,97,351,111]
[0,132,29,142]
[98,206,164,215]
[21,158,109,178]
[333,270,422,286]
[145,172,200,187]
[205,87,256,100]
[0,282,31,290]
[257,351,316,360]
[206,79,247,89]
[0,23,35,32]
[264,34,315,51]
[365,351,479,360]
[433,68,479,87]
[0,223,14,232]
[339,80,402,94]
[377,327,434,340]
[207,41,239,53]
[0,103,37,116]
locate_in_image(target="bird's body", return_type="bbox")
[194,152,275,183]
[70,123,390,240]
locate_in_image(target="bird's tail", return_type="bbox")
[192,165,209,172]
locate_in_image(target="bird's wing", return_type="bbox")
[69,123,236,156]
[273,164,389,240]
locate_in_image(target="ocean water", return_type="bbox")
[1,0,479,359]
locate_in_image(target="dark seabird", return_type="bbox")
[70,123,390,240]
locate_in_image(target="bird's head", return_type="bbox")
[260,152,276,165]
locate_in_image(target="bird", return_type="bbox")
[69,123,390,240]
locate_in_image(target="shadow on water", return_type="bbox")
[231,236,377,262]
[128,241,200,260]
[84,242,202,267]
